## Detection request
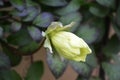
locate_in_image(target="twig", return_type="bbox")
[0,6,14,12]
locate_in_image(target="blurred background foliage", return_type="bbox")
[0,0,120,80]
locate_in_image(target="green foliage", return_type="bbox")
[89,4,109,18]
[75,24,98,44]
[102,62,120,80]
[102,35,120,58]
[0,0,120,80]
[70,61,91,77]
[96,0,115,9]
[25,61,44,80]
[0,52,10,68]
[0,69,22,80]
[2,46,22,67]
[47,50,67,78]
[38,0,67,7]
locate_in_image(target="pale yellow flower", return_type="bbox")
[43,22,92,61]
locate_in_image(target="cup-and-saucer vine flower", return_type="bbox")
[43,22,92,62]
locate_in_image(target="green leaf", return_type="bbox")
[10,22,21,32]
[47,50,67,78]
[55,0,85,15]
[27,26,43,42]
[39,0,67,7]
[9,0,24,10]
[89,4,109,17]
[96,0,115,9]
[10,7,29,17]
[102,35,120,58]
[86,49,97,68]
[81,7,94,22]
[25,0,39,7]
[69,61,91,77]
[90,18,105,42]
[60,12,82,32]
[0,69,22,80]
[23,6,40,21]
[76,76,101,80]
[18,41,39,54]
[33,12,54,28]
[7,29,33,46]
[0,52,10,68]
[2,45,22,67]
[112,55,120,65]
[75,24,98,44]
[102,62,120,80]
[25,61,44,80]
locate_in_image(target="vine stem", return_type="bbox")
[30,55,34,64]
[0,7,14,12]
[98,16,111,80]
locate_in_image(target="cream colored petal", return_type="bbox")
[57,22,75,31]
[56,31,88,48]
[72,55,87,62]
[51,32,80,55]
[45,22,63,34]
[43,37,53,53]
[80,47,92,54]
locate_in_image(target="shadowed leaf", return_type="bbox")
[25,61,44,80]
[47,50,67,78]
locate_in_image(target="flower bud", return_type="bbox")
[43,22,92,61]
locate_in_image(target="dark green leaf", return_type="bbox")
[39,0,67,7]
[18,41,39,54]
[69,61,91,77]
[102,35,120,58]
[89,4,109,17]
[47,50,67,78]
[112,55,120,64]
[9,0,25,11]
[86,49,97,68]
[27,26,43,42]
[96,0,115,9]
[25,0,39,7]
[81,8,93,22]
[11,9,28,17]
[2,45,22,67]
[75,24,99,44]
[90,18,105,42]
[55,0,84,15]
[33,12,54,28]
[0,69,22,80]
[10,22,21,32]
[76,76,101,80]
[25,61,44,80]
[7,29,33,46]
[0,52,10,68]
[23,6,40,21]
[102,62,120,80]
[60,12,82,32]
